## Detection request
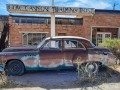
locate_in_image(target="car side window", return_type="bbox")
[64,40,84,49]
[42,40,61,49]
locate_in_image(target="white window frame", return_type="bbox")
[22,32,48,46]
[96,32,111,45]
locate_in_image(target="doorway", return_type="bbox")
[92,27,119,45]
[97,32,111,45]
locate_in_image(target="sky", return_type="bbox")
[0,0,120,15]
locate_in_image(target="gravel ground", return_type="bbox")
[1,66,120,90]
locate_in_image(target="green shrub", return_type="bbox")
[99,38,120,59]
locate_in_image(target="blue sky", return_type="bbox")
[0,0,120,15]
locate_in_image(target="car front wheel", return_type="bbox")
[6,60,25,76]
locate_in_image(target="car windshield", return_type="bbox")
[80,39,96,48]
[90,42,96,47]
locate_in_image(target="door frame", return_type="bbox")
[39,39,63,68]
[91,26,120,45]
[96,32,111,45]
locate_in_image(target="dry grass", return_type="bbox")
[0,65,120,89]
[0,71,7,88]
[0,76,23,88]
[0,71,19,88]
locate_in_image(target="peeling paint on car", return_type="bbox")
[21,54,39,68]
[0,36,118,73]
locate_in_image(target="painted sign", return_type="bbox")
[7,4,95,15]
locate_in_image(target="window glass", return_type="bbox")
[43,40,61,49]
[80,40,95,48]
[55,19,62,24]
[69,19,74,25]
[33,19,40,24]
[13,17,83,25]
[55,18,83,25]
[21,19,26,23]
[22,33,47,46]
[74,19,82,25]
[39,19,47,24]
[13,17,48,24]
[64,40,84,49]
[27,19,33,23]
[13,18,19,23]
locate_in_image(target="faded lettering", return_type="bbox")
[7,4,95,14]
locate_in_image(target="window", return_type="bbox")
[32,18,40,24]
[39,19,47,24]
[74,19,82,25]
[69,19,74,25]
[21,19,26,23]
[80,40,95,48]
[55,18,83,25]
[27,18,33,23]
[13,17,49,24]
[64,40,84,49]
[13,18,19,23]
[22,33,47,46]
[55,19,62,24]
[42,40,61,49]
[97,32,111,45]
[13,17,83,25]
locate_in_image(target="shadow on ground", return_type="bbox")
[1,66,120,90]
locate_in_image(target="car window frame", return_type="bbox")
[40,39,62,50]
[63,39,86,50]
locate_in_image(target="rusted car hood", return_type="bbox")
[0,46,38,56]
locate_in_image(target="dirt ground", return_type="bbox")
[1,66,120,90]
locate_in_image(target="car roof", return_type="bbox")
[45,36,90,41]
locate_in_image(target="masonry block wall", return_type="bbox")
[9,16,84,47]
[9,13,120,47]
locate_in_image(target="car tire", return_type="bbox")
[85,62,98,74]
[6,60,25,76]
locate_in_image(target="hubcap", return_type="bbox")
[88,64,95,72]
[85,62,98,74]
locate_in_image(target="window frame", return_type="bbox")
[96,32,111,45]
[63,39,86,50]
[22,32,48,46]
[40,39,62,50]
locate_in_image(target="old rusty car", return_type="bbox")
[0,36,119,75]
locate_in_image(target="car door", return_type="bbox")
[63,39,88,67]
[39,39,64,69]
